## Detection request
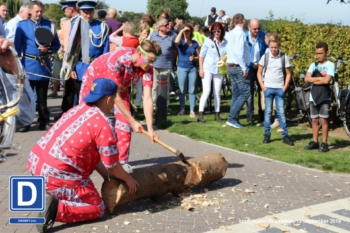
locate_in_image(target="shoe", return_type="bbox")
[214,112,221,122]
[318,143,329,152]
[189,111,196,118]
[226,121,243,129]
[247,115,253,124]
[177,109,185,116]
[47,92,58,98]
[19,125,30,133]
[283,135,294,146]
[263,134,271,144]
[197,112,206,122]
[304,141,319,150]
[122,164,134,173]
[36,194,58,233]
[271,120,280,129]
[39,121,47,130]
[256,122,263,127]
[276,127,283,133]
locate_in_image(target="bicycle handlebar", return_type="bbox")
[329,55,350,63]
[287,54,302,60]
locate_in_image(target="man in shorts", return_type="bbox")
[304,42,335,152]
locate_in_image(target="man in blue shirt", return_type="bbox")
[14,1,60,131]
[225,13,250,129]
[150,18,177,112]
[245,18,268,124]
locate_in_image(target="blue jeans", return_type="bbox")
[264,88,288,136]
[227,66,250,124]
[177,66,197,110]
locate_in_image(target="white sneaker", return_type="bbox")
[122,164,133,173]
[271,120,280,129]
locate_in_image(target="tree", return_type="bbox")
[95,0,109,10]
[43,3,65,27]
[190,16,205,27]
[147,0,190,21]
[327,0,350,3]
[3,0,23,19]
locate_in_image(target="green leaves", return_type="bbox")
[147,0,190,21]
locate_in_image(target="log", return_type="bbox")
[101,152,229,214]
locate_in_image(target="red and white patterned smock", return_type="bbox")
[26,103,119,223]
[79,47,153,163]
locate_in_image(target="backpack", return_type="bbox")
[263,52,286,80]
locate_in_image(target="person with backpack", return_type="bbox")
[304,42,335,152]
[257,34,294,146]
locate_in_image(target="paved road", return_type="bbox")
[0,92,350,233]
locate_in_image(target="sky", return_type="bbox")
[44,0,350,25]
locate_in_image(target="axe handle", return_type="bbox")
[140,128,177,154]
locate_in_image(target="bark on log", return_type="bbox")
[101,152,228,214]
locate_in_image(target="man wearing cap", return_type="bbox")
[14,0,60,131]
[27,77,139,232]
[59,0,80,53]
[60,0,110,119]
[205,7,218,30]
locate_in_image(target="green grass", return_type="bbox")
[134,94,350,174]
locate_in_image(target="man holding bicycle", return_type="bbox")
[304,42,335,152]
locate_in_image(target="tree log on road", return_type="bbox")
[101,152,228,214]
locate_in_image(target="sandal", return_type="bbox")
[189,111,196,118]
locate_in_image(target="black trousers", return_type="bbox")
[246,69,264,122]
[61,78,82,113]
[29,80,50,123]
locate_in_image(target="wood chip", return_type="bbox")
[271,216,279,221]
[305,173,310,176]
[282,230,291,233]
[124,221,130,225]
[305,215,311,219]
[219,226,232,231]
[275,186,283,188]
[244,189,256,193]
[239,199,248,204]
[201,201,211,207]
[181,203,195,211]
[264,204,269,208]
[314,176,319,178]
[336,188,342,192]
[294,223,301,226]
[325,194,331,197]
[253,183,258,186]
[228,217,236,220]
[258,223,270,229]
[257,173,265,177]
[104,225,109,230]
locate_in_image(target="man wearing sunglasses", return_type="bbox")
[58,0,110,121]
[245,18,268,125]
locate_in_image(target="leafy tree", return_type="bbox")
[147,0,190,21]
[190,16,205,27]
[327,0,350,3]
[3,0,23,19]
[43,3,65,27]
[96,0,109,10]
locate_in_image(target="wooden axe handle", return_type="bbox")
[140,128,177,154]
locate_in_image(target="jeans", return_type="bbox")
[177,66,197,110]
[246,69,264,121]
[264,88,288,136]
[227,66,250,124]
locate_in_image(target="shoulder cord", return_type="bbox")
[89,22,108,48]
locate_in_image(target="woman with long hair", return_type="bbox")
[174,23,200,118]
[198,22,227,122]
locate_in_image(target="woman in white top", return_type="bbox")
[198,22,227,122]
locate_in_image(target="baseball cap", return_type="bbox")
[211,7,216,12]
[83,78,118,103]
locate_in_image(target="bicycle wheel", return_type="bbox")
[343,113,350,136]
[221,75,231,97]
[284,89,304,123]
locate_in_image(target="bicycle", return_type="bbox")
[283,54,313,126]
[329,55,350,136]
[0,46,25,162]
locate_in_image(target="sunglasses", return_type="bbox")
[82,9,94,14]
[212,30,221,34]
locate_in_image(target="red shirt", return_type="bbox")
[80,47,153,101]
[27,103,119,188]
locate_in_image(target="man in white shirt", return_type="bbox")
[5,5,31,41]
[225,13,250,129]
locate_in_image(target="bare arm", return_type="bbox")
[283,67,291,92]
[174,29,184,46]
[305,72,332,85]
[107,164,139,194]
[257,65,265,91]
[142,85,157,142]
